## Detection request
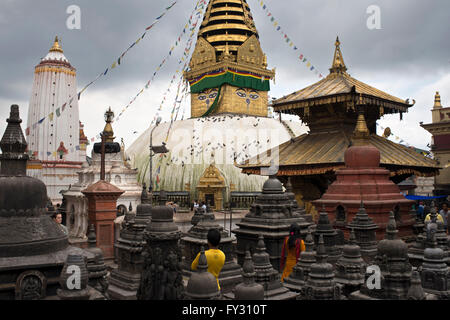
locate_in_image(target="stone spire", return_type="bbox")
[284,177,313,223]
[252,235,297,300]
[186,247,221,300]
[335,229,366,297]
[329,36,347,75]
[314,206,342,264]
[433,91,442,109]
[85,224,108,295]
[57,254,90,300]
[0,105,28,175]
[283,227,317,293]
[234,251,264,300]
[302,235,342,300]
[407,271,426,300]
[347,201,378,262]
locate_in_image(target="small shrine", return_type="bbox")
[233,176,311,271]
[196,162,226,210]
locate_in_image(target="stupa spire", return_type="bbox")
[49,36,64,53]
[329,36,347,75]
[352,112,370,145]
[434,91,442,109]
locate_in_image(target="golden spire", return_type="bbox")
[434,91,442,109]
[329,36,347,75]
[49,36,64,53]
[103,107,115,143]
[352,112,370,145]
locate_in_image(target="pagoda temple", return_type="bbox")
[26,37,86,202]
[421,92,450,195]
[239,37,439,216]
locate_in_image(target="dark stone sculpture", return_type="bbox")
[301,234,343,300]
[313,206,343,264]
[334,230,366,297]
[181,209,242,293]
[234,176,311,271]
[285,177,312,223]
[350,212,412,300]
[347,201,378,263]
[137,198,184,300]
[108,185,152,299]
[407,271,426,300]
[185,247,220,300]
[252,235,298,300]
[283,227,316,293]
[420,235,450,298]
[57,254,90,300]
[0,105,94,300]
[233,250,264,300]
[85,224,109,295]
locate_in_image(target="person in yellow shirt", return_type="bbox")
[191,228,226,290]
[425,211,444,223]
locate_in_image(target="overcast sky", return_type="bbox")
[0,0,449,154]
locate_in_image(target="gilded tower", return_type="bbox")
[185,0,275,118]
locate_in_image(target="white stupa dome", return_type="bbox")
[127,114,308,200]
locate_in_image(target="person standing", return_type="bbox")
[417,201,425,221]
[191,228,225,290]
[280,223,305,282]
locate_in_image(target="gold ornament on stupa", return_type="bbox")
[49,36,64,53]
[103,107,115,142]
[185,0,275,118]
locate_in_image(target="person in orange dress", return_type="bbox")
[280,223,305,281]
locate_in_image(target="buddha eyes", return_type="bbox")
[249,93,259,100]
[209,92,217,99]
[236,90,247,98]
[198,95,207,101]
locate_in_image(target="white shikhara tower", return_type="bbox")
[26,37,85,202]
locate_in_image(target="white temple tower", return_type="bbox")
[26,37,85,202]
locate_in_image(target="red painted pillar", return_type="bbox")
[82,180,124,260]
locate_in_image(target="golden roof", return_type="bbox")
[274,37,412,113]
[238,130,439,177]
[49,36,63,53]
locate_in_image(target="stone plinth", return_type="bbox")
[233,176,311,271]
[313,114,415,241]
[181,211,242,293]
[82,180,124,260]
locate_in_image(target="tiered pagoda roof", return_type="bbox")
[238,37,439,180]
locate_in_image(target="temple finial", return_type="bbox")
[49,36,63,53]
[434,91,442,109]
[103,107,115,142]
[352,112,370,145]
[329,36,347,75]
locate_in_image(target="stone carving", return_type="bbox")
[85,224,109,295]
[15,271,47,300]
[57,254,90,300]
[301,235,343,300]
[313,206,343,264]
[234,176,311,271]
[234,251,264,300]
[137,199,183,300]
[185,247,220,300]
